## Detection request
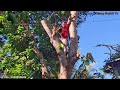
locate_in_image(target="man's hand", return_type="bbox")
[70,11,77,21]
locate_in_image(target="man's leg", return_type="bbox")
[60,38,67,54]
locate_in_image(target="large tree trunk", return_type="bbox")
[41,11,80,79]
[68,11,79,78]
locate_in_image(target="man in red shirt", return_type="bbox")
[59,15,75,55]
[60,21,70,39]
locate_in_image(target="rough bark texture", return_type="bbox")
[41,11,80,79]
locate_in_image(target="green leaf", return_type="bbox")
[0,63,5,68]
[0,22,4,28]
[14,56,19,60]
[7,12,17,25]
[5,11,8,18]
[61,11,65,15]
[20,56,26,60]
[0,16,4,22]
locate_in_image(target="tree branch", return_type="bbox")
[41,20,68,79]
[16,20,50,79]
[68,11,80,77]
[31,32,50,79]
[47,11,57,20]
[68,11,78,57]
[41,20,52,38]
[96,44,120,60]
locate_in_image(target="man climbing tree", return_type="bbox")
[51,13,77,56]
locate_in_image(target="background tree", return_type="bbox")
[71,52,103,79]
[96,44,120,79]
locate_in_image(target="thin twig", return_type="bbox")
[47,11,57,20]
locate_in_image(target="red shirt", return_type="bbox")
[60,23,70,39]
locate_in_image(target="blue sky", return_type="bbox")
[76,11,120,78]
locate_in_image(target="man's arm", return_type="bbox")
[67,14,76,25]
[67,16,71,25]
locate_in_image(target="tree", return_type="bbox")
[96,44,120,79]
[0,11,88,79]
[41,11,82,79]
[72,53,99,79]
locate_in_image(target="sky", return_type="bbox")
[76,11,120,78]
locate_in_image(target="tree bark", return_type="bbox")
[68,11,80,78]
